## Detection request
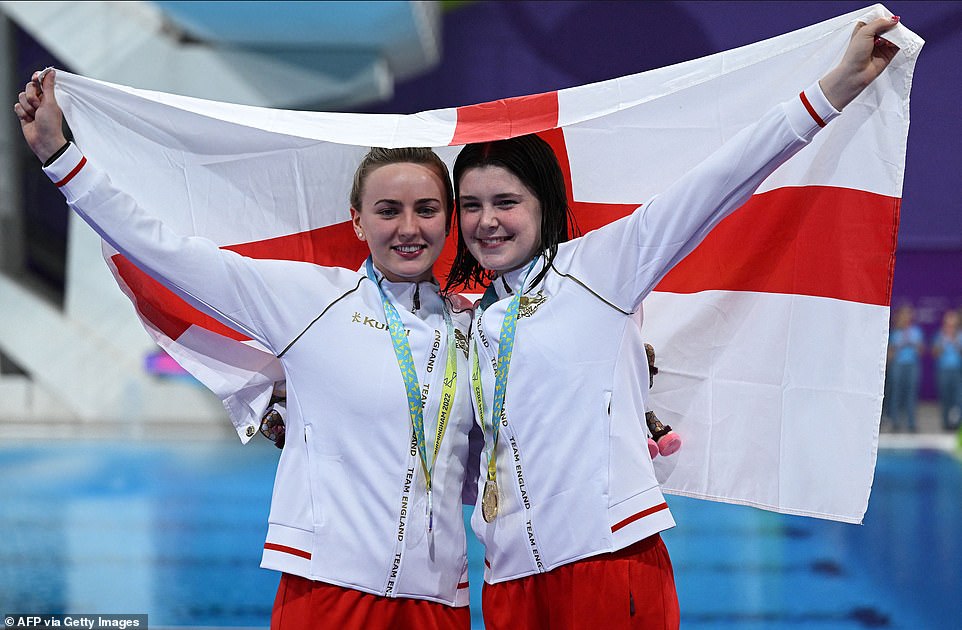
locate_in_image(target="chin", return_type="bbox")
[481,255,522,275]
[377,262,433,283]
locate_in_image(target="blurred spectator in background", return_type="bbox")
[932,308,962,431]
[887,304,925,432]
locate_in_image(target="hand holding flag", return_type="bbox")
[15,68,67,163]
[821,16,901,109]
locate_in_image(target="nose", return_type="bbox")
[398,210,418,237]
[478,205,498,230]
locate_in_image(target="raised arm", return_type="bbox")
[565,16,903,308]
[14,70,344,352]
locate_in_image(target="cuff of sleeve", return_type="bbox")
[42,141,98,201]
[43,141,72,167]
[786,82,841,140]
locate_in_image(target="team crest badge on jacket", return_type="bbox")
[519,292,548,318]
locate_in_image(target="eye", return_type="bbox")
[459,201,481,213]
[496,198,518,209]
[375,205,399,217]
[417,205,441,217]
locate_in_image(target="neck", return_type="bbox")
[373,263,433,285]
[497,252,540,277]
[493,255,541,296]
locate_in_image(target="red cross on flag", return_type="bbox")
[52,4,921,523]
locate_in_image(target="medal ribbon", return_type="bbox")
[471,258,538,485]
[366,258,457,531]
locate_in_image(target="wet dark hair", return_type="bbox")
[445,134,577,292]
[350,147,455,231]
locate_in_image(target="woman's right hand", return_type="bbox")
[14,69,68,163]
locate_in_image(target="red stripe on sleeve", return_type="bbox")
[799,91,826,128]
[55,156,87,187]
[264,542,312,560]
[452,91,559,145]
[611,502,670,533]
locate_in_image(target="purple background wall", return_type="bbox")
[365,1,962,398]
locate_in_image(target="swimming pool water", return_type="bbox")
[1,443,958,629]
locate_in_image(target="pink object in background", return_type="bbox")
[144,349,190,377]
[657,433,682,457]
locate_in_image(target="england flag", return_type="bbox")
[51,4,921,523]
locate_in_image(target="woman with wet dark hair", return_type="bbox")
[446,17,901,630]
[446,135,575,291]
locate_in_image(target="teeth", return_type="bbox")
[394,245,424,253]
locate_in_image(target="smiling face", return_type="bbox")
[457,165,543,274]
[350,162,449,283]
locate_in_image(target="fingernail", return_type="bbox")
[892,16,900,22]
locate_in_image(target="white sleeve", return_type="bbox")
[561,82,840,311]
[43,143,348,353]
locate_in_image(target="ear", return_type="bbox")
[350,207,365,241]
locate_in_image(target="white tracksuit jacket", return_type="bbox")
[469,84,839,583]
[44,145,479,606]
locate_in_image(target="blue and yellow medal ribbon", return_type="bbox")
[365,258,457,533]
[472,258,538,500]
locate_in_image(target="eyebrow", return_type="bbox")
[459,193,522,201]
[373,197,442,205]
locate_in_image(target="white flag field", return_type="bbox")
[53,4,921,523]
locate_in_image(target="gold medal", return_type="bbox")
[481,479,499,522]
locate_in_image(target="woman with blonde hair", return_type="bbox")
[16,74,480,629]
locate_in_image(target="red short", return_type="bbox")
[271,574,471,630]
[482,534,679,630]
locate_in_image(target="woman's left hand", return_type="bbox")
[820,16,901,111]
